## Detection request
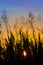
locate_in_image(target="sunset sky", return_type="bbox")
[0,0,43,40]
[0,0,43,17]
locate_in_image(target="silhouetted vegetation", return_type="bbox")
[0,30,43,64]
[0,11,43,64]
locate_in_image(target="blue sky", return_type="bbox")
[0,0,43,17]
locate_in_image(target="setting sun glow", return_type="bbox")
[23,50,27,57]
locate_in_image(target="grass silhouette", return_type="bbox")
[0,11,43,64]
[0,30,43,64]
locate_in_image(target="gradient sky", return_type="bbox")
[0,0,43,17]
[0,0,43,41]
